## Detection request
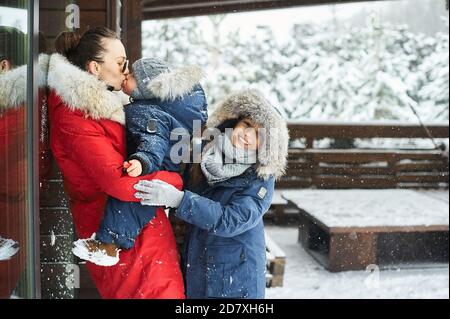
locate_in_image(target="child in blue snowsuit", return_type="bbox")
[72,58,208,266]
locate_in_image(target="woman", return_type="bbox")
[47,27,185,299]
[135,89,289,299]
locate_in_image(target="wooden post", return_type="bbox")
[121,0,142,64]
[328,232,377,272]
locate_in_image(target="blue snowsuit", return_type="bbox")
[96,86,208,249]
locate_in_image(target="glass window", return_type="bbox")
[0,0,33,299]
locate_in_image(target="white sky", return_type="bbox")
[0,7,28,34]
[219,2,357,34]
[144,0,449,43]
[186,1,382,44]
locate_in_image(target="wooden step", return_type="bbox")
[283,189,449,272]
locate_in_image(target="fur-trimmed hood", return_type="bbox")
[131,56,204,102]
[208,89,290,181]
[47,53,128,125]
[146,65,204,101]
[0,53,50,112]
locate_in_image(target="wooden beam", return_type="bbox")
[288,122,449,139]
[142,0,376,20]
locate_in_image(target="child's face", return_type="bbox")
[232,119,260,151]
[122,73,138,96]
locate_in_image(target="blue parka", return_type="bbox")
[174,89,289,299]
[176,168,275,299]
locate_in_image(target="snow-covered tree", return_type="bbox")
[142,18,207,67]
[416,29,449,121]
[141,13,449,123]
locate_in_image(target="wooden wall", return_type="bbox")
[40,0,141,63]
[38,0,120,299]
[39,0,118,53]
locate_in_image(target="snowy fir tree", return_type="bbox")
[142,18,208,68]
[282,23,365,120]
[416,21,449,122]
[141,14,449,124]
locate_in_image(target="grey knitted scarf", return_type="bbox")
[201,133,257,185]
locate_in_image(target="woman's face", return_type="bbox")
[95,38,129,91]
[231,119,260,151]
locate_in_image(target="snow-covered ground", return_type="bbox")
[265,225,449,299]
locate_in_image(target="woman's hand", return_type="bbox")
[134,179,185,208]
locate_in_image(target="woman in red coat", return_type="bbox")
[47,27,185,299]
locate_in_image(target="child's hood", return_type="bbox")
[145,65,205,102]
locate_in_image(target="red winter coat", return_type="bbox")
[0,106,26,299]
[47,54,185,299]
[0,55,51,298]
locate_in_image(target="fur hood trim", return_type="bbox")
[147,65,204,101]
[208,89,290,180]
[0,53,50,111]
[47,53,127,125]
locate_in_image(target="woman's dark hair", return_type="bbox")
[55,27,119,70]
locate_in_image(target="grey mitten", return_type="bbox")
[134,179,184,208]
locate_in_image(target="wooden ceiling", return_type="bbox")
[142,0,377,20]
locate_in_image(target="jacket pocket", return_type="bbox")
[206,245,249,298]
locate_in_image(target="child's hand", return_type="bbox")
[124,160,142,177]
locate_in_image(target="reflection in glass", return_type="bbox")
[0,1,30,299]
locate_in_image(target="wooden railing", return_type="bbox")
[277,122,449,189]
